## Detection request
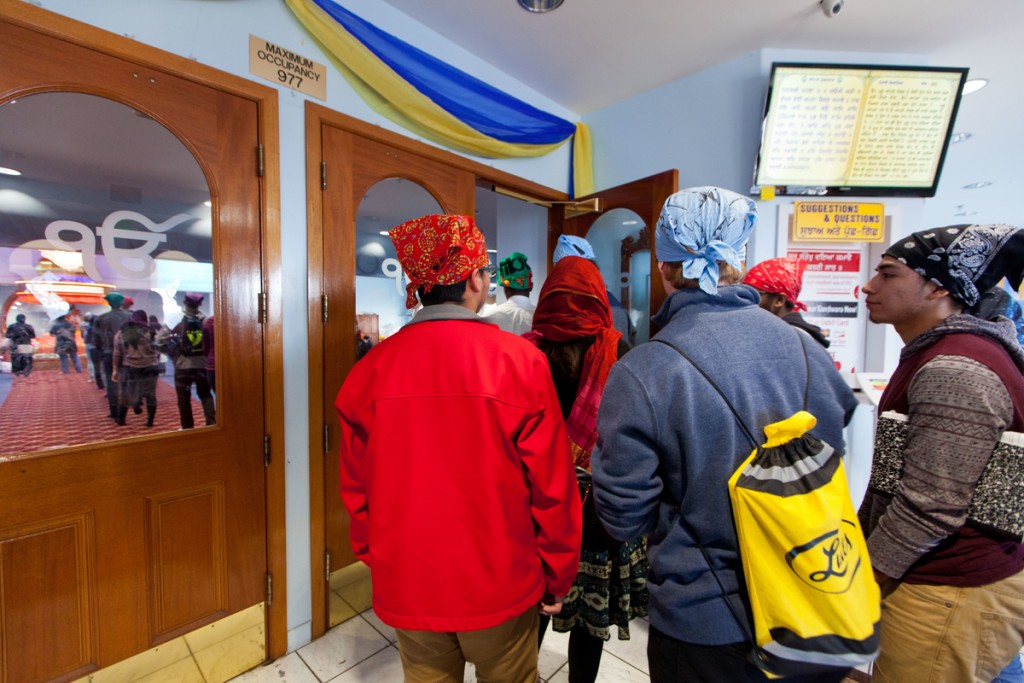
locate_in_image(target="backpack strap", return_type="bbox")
[651,327,813,441]
[650,329,815,665]
[650,338,758,449]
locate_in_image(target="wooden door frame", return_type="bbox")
[556,170,679,330]
[0,0,288,660]
[304,101,568,638]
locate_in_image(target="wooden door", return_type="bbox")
[0,14,269,683]
[560,171,678,336]
[314,123,475,625]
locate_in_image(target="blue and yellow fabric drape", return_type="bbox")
[284,0,594,197]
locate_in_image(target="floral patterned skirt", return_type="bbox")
[551,525,648,640]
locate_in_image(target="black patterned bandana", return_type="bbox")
[884,224,1024,307]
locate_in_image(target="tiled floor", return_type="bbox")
[230,606,650,683]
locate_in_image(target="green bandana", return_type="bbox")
[499,252,533,291]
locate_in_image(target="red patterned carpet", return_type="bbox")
[0,370,210,456]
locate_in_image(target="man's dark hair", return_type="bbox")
[418,277,469,306]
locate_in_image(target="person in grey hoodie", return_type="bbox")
[591,187,857,683]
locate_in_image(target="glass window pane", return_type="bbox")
[0,92,214,455]
[354,178,442,352]
[586,208,648,346]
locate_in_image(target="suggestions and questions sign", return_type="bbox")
[793,201,885,242]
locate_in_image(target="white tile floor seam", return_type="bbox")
[229,608,650,682]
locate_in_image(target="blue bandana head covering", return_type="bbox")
[553,234,596,264]
[654,186,757,295]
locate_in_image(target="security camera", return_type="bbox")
[820,0,844,17]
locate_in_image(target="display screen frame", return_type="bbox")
[752,62,969,198]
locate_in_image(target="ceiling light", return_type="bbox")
[962,78,989,95]
[950,132,972,144]
[517,0,564,13]
[486,249,498,253]
[203,200,212,207]
[0,166,21,176]
[954,211,979,217]
[963,181,992,189]
[378,231,390,236]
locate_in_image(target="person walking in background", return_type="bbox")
[858,224,1024,682]
[336,214,582,683]
[93,292,130,418]
[111,309,161,427]
[524,255,648,683]
[83,313,104,387]
[743,256,831,349]
[202,315,215,393]
[49,312,82,374]
[5,313,36,377]
[483,251,535,334]
[159,292,215,429]
[591,187,857,682]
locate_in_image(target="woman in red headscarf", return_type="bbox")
[524,256,648,683]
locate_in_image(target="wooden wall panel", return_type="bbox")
[145,485,227,643]
[0,515,97,683]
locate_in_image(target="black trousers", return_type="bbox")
[647,625,849,683]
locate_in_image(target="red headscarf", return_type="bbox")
[524,256,621,470]
[743,256,808,311]
[389,214,490,309]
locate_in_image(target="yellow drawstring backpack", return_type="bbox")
[653,334,880,678]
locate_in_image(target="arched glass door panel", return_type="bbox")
[586,208,650,346]
[0,92,214,454]
[353,177,443,352]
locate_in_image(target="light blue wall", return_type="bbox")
[33,0,576,652]
[584,47,934,352]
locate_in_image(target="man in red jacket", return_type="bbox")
[335,214,582,683]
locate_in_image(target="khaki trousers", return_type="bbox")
[874,569,1024,682]
[394,608,539,683]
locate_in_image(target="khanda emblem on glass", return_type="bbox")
[785,520,862,593]
[44,211,194,281]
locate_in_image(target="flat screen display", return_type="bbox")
[753,63,968,197]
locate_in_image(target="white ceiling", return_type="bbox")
[379,0,1024,226]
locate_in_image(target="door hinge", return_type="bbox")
[258,292,267,324]
[266,573,273,606]
[321,294,329,324]
[325,551,331,582]
[264,435,270,466]
[257,144,265,178]
[320,160,327,190]
[323,424,330,453]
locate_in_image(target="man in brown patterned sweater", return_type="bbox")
[859,224,1024,682]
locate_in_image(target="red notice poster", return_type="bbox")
[787,249,865,376]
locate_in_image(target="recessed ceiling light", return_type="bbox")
[963,181,992,189]
[623,220,639,226]
[378,231,390,236]
[486,249,498,253]
[950,132,972,144]
[0,166,21,176]
[517,0,564,12]
[203,200,212,207]
[962,78,989,95]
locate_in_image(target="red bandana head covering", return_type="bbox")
[743,257,808,311]
[523,256,621,471]
[389,214,490,309]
